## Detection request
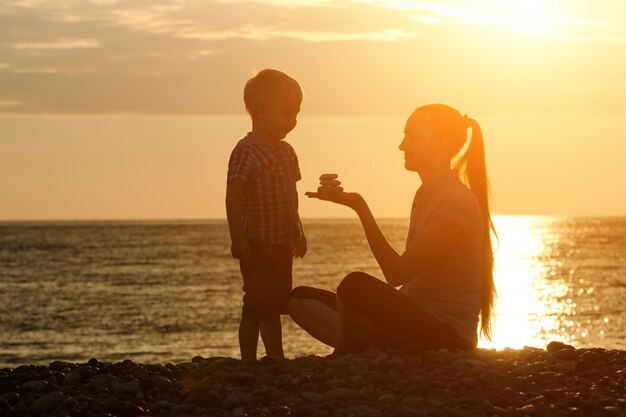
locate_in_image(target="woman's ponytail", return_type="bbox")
[458,118,497,340]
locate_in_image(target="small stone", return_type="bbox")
[343,404,378,416]
[270,389,289,400]
[378,394,395,402]
[282,396,305,406]
[524,395,545,405]
[542,389,566,400]
[0,392,20,405]
[371,353,390,369]
[150,374,173,390]
[49,361,67,372]
[554,361,576,372]
[400,396,424,409]
[325,387,358,399]
[301,391,324,402]
[0,399,10,414]
[385,356,407,370]
[111,381,141,394]
[75,365,94,378]
[546,341,575,352]
[132,367,149,380]
[121,404,145,417]
[30,391,63,415]
[63,371,82,385]
[170,404,194,417]
[222,395,240,409]
[0,379,17,393]
[519,404,535,416]
[154,400,175,409]
[574,359,596,372]
[232,371,256,381]
[603,406,620,416]
[553,349,578,361]
[466,358,486,367]
[22,380,49,391]
[461,376,476,385]
[92,373,115,386]
[491,406,511,416]
[19,370,40,381]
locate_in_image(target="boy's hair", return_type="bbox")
[243,69,303,115]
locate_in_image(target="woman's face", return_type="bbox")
[399,113,440,172]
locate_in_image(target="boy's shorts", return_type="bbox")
[239,241,293,321]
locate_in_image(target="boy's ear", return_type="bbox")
[249,100,265,119]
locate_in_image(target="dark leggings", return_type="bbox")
[290,271,474,352]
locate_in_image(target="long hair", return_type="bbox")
[414,104,497,340]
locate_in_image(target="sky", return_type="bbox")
[1,0,625,220]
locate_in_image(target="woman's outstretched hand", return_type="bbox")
[305,190,364,209]
[305,173,365,211]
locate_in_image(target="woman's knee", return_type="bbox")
[336,271,369,296]
[336,271,380,313]
[290,286,337,310]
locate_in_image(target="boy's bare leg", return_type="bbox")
[260,314,285,358]
[239,315,260,362]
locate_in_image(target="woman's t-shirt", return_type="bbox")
[399,172,484,343]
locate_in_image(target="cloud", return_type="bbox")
[176,26,413,42]
[537,31,626,44]
[215,0,334,6]
[13,67,95,74]
[0,99,23,107]
[11,39,100,49]
[359,0,625,43]
[1,0,625,116]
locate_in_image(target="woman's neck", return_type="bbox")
[417,164,453,187]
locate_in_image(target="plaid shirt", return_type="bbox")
[227,134,301,244]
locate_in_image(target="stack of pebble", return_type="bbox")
[0,342,625,417]
[316,174,343,195]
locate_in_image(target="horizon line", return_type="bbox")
[1,214,625,223]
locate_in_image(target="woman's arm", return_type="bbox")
[306,191,464,287]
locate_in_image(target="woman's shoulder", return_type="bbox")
[433,178,483,222]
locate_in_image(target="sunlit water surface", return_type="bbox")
[0,217,624,367]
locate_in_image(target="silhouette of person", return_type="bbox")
[289,104,497,353]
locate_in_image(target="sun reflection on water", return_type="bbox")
[481,216,574,350]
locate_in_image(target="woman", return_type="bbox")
[288,103,496,352]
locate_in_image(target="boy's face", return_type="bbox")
[254,92,301,142]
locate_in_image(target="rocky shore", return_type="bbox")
[1,342,624,417]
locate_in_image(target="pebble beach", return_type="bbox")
[1,342,624,417]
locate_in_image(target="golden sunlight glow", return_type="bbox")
[370,0,581,34]
[481,216,575,350]
[478,0,564,34]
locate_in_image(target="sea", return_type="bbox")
[1,217,625,368]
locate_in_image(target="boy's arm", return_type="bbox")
[292,214,307,258]
[226,180,251,260]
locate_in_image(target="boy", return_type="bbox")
[226,69,307,361]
